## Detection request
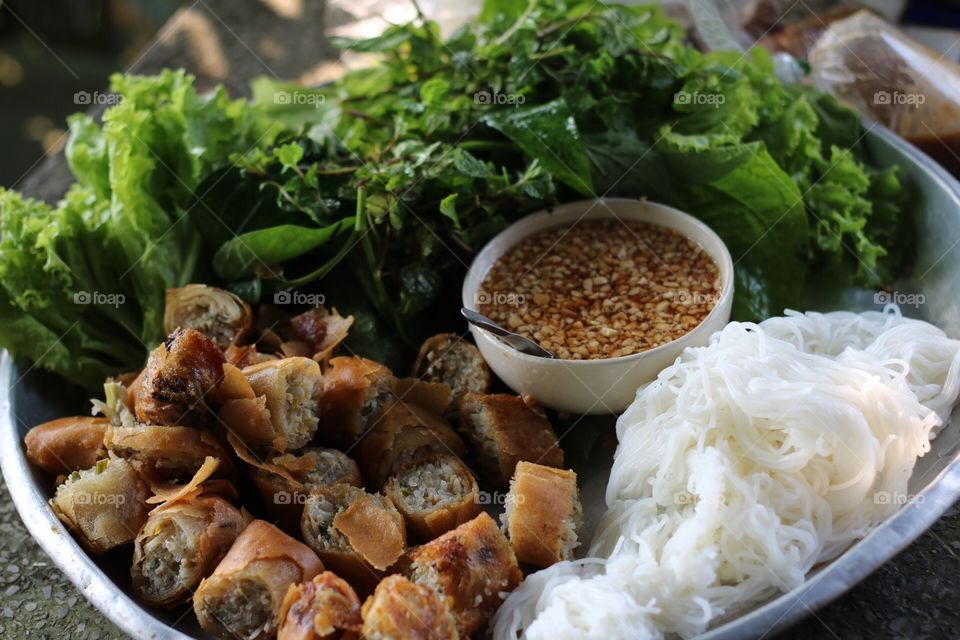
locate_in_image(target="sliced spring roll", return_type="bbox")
[278,571,362,640]
[135,328,225,428]
[251,447,362,533]
[218,357,323,452]
[319,357,396,446]
[163,284,253,349]
[412,333,490,415]
[383,453,481,541]
[131,493,249,608]
[193,520,324,640]
[357,401,466,488]
[501,461,582,568]
[407,512,522,636]
[287,307,353,362]
[458,392,563,486]
[300,485,405,596]
[360,575,459,640]
[25,416,108,474]
[104,424,230,479]
[49,456,150,555]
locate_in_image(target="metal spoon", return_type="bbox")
[461,308,557,359]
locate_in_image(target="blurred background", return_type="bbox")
[0,0,182,187]
[2,0,960,186]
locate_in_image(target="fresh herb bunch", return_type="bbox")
[0,0,911,387]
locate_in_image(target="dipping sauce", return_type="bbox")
[476,220,721,360]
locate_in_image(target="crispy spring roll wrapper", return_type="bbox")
[163,284,253,349]
[135,328,226,428]
[384,453,481,541]
[25,416,108,474]
[218,357,322,452]
[288,307,354,363]
[319,357,396,446]
[193,520,324,640]
[360,575,459,640]
[278,571,362,640]
[49,456,150,555]
[300,485,405,597]
[392,378,452,416]
[251,447,362,534]
[502,461,581,568]
[357,401,466,488]
[104,424,231,479]
[131,493,250,608]
[407,512,522,636]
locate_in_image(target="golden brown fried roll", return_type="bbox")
[501,461,581,568]
[135,328,226,428]
[458,393,563,486]
[360,575,459,640]
[412,334,490,414]
[193,519,324,640]
[407,512,522,636]
[218,357,323,452]
[278,571,362,640]
[319,357,396,446]
[131,493,249,608]
[49,456,150,555]
[104,425,230,479]
[25,416,108,474]
[392,378,452,416]
[383,453,480,541]
[163,284,253,349]
[357,402,466,488]
[300,486,405,596]
[251,447,362,533]
[288,307,354,362]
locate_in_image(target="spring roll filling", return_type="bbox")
[300,450,356,488]
[282,375,321,448]
[359,381,394,432]
[303,495,351,551]
[201,577,274,639]
[140,517,203,598]
[392,461,469,511]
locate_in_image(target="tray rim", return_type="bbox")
[2,124,960,640]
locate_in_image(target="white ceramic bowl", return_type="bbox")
[462,198,734,414]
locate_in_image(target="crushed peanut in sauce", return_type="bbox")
[476,220,721,360]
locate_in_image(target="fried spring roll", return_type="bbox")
[458,393,563,486]
[407,512,522,636]
[319,357,396,446]
[287,307,354,362]
[361,575,459,640]
[163,284,253,349]
[383,453,481,541]
[131,494,249,607]
[49,456,150,555]
[278,572,362,640]
[357,402,466,488]
[193,520,324,640]
[251,447,362,533]
[219,357,323,452]
[412,333,490,415]
[301,485,405,596]
[104,424,230,479]
[501,461,582,568]
[135,328,225,428]
[25,416,108,474]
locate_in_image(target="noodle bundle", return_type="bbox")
[494,308,960,639]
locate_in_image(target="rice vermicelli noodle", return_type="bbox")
[493,308,960,639]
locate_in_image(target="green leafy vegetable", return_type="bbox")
[0,0,913,385]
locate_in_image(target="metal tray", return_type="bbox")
[2,125,959,640]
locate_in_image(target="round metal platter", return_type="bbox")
[2,125,959,640]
